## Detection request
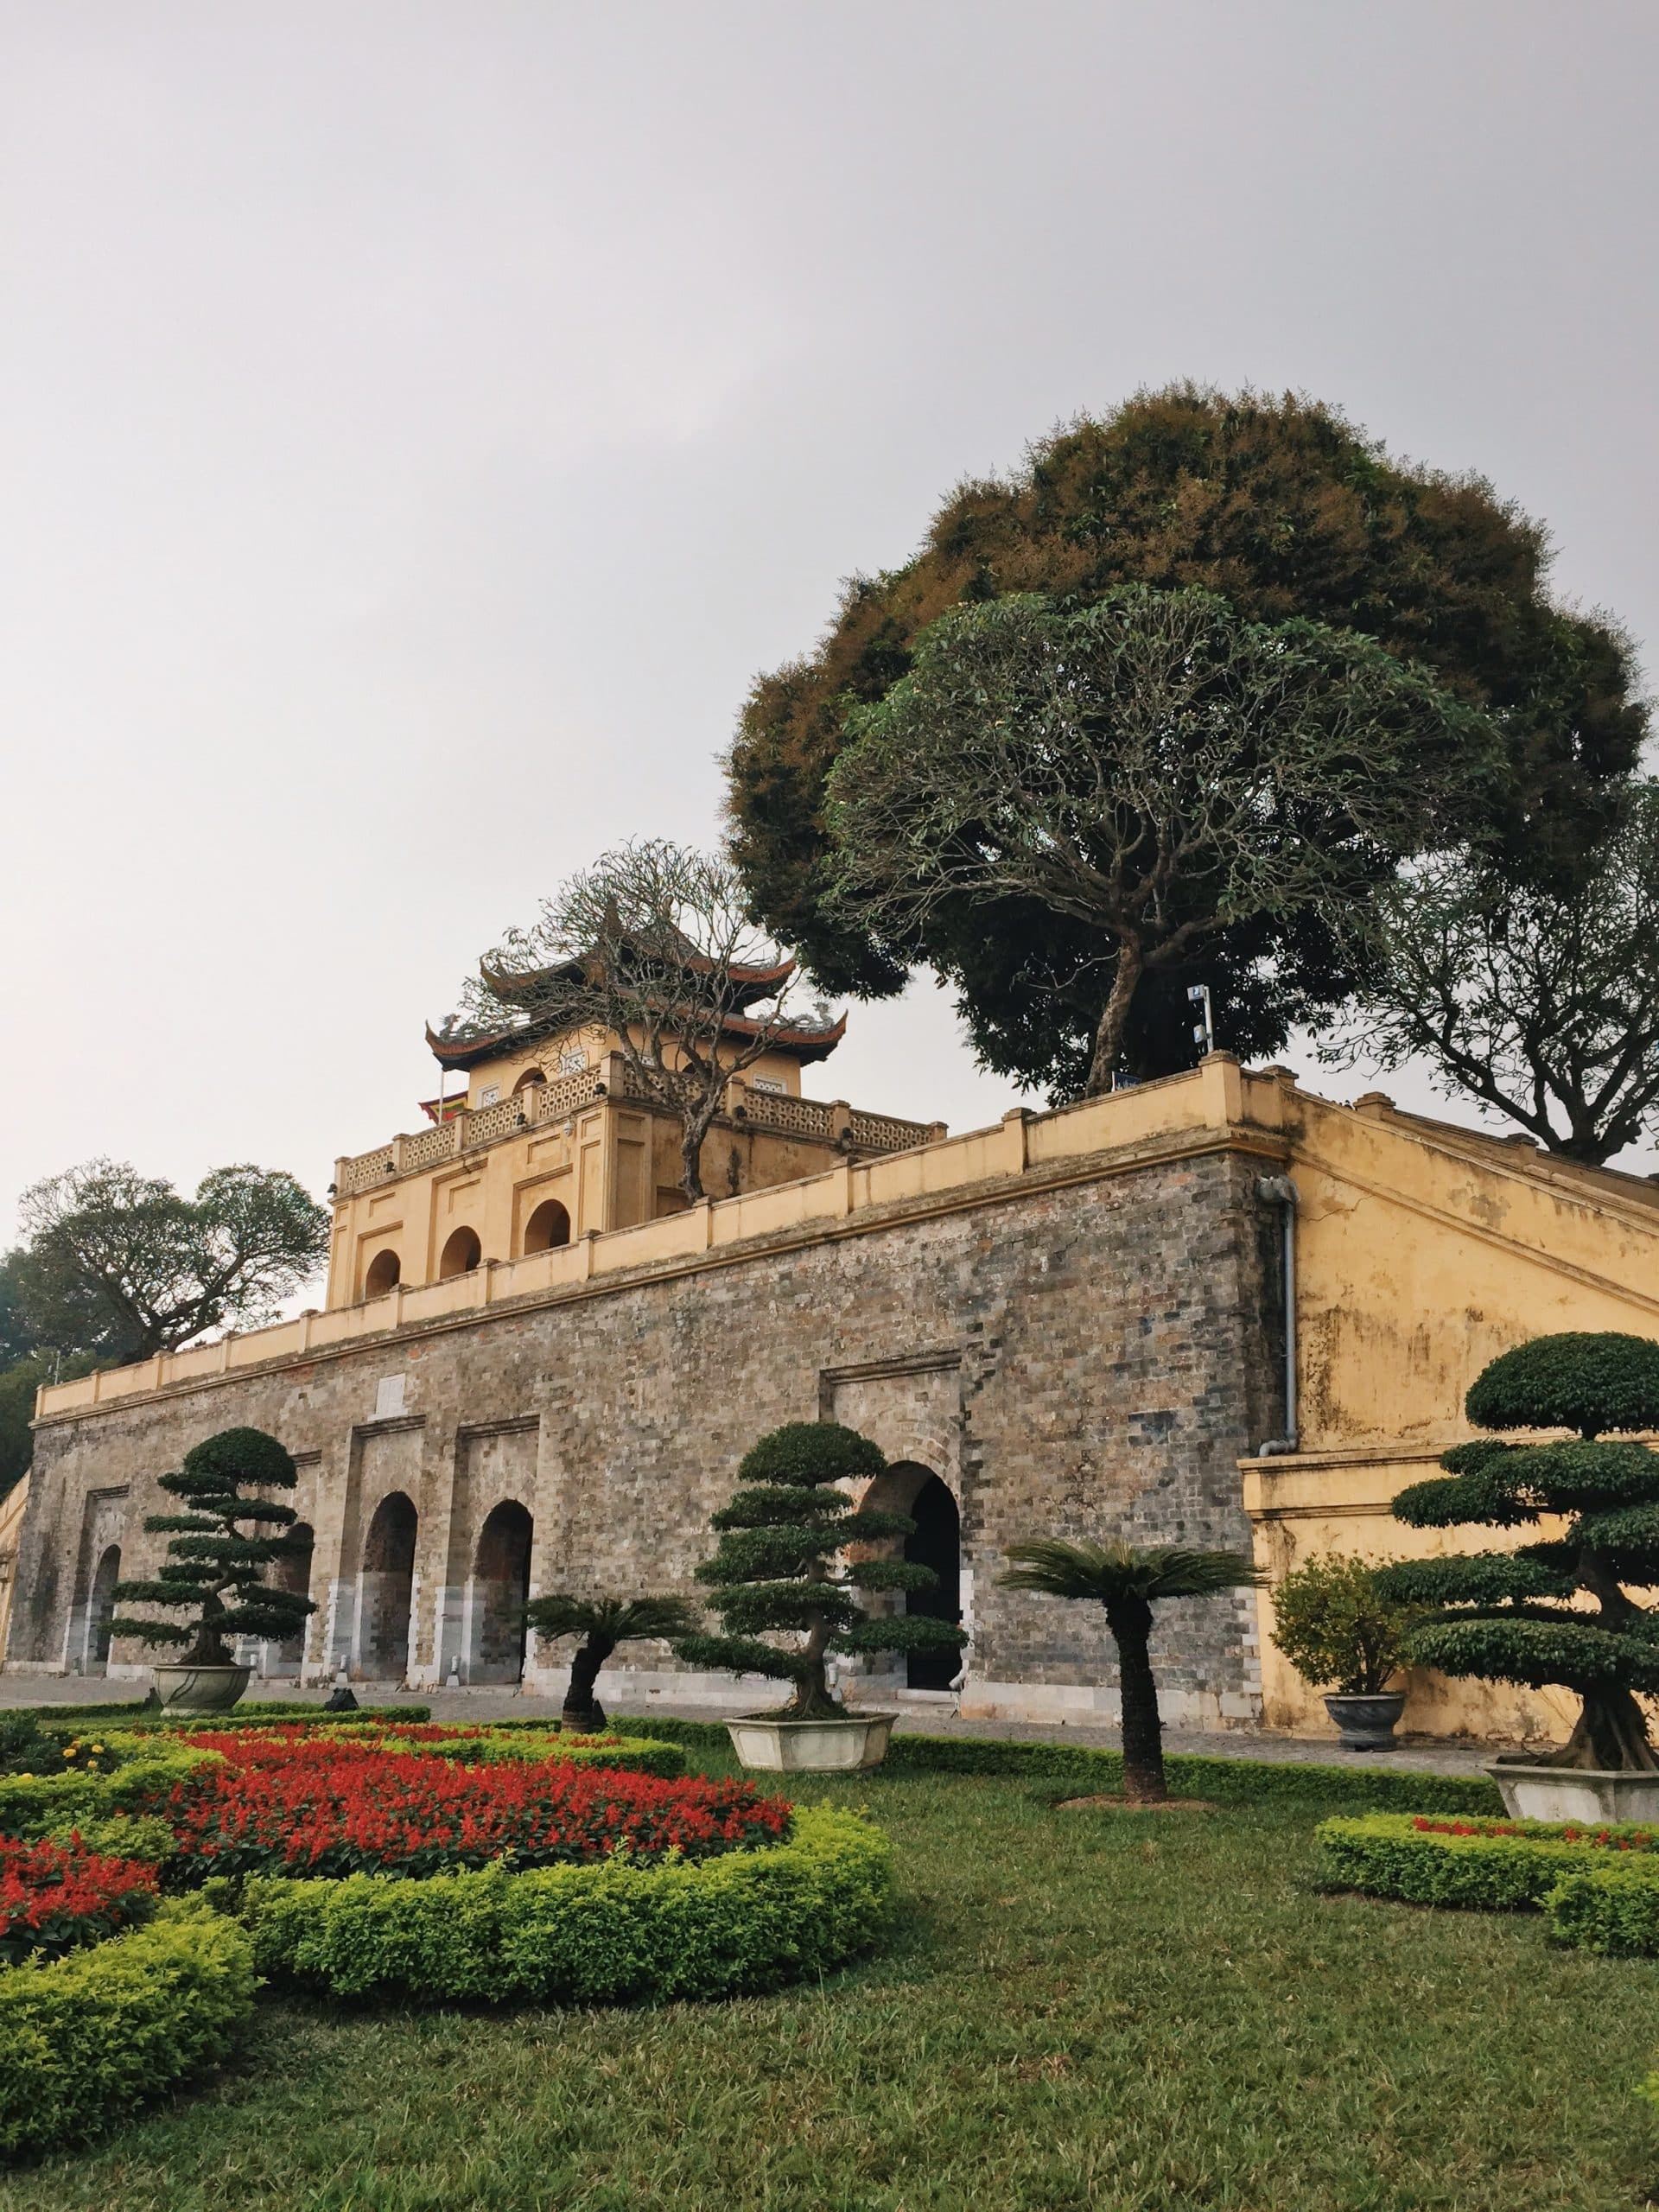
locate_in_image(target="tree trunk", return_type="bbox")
[1104,1595,1166,1802]
[1551,1687,1659,1773]
[184,1588,233,1668]
[782,1607,843,1719]
[561,1633,616,1733]
[679,1122,706,1203]
[1084,940,1145,1097]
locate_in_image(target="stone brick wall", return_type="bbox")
[10,1141,1282,1726]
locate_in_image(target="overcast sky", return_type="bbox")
[3,1,1656,1252]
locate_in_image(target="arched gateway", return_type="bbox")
[856,1460,963,1691]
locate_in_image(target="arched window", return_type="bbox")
[521,1198,571,1254]
[513,1067,547,1093]
[364,1249,401,1300]
[439,1226,481,1279]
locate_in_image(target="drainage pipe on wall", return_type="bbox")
[1255,1174,1300,1456]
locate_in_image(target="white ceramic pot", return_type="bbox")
[151,1663,251,1713]
[1485,1761,1659,1824]
[725,1713,896,1773]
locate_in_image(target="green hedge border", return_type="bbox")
[0,1903,257,2163]
[0,1736,225,1841]
[1544,1865,1659,1955]
[1312,1811,1658,1910]
[239,1803,891,2005]
[612,1715,1504,1815]
[0,1700,433,1730]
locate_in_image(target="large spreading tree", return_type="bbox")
[823,587,1496,1092]
[728,385,1645,1092]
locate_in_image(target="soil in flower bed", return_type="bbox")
[1055,1794,1217,1815]
[0,1835,158,1965]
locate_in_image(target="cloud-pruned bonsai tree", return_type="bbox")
[677,1422,968,1719]
[1376,1333,1659,1773]
[1000,1540,1261,1802]
[1270,1554,1420,1697]
[109,1426,315,1669]
[523,1593,699,1732]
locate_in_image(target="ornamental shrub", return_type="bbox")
[240,1804,892,2005]
[315,1723,685,1777]
[0,1903,257,2163]
[1376,1332,1659,1772]
[1314,1808,1659,1910]
[0,1737,222,1842]
[109,1424,315,1665]
[1543,1861,1659,1955]
[1268,1554,1418,1695]
[677,1421,967,1718]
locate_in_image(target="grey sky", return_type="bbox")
[3,1,1656,1250]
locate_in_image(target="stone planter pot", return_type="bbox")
[725,1713,896,1773]
[1323,1692,1407,1751]
[1486,1761,1659,1824]
[151,1663,251,1714]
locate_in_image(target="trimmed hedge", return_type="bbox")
[0,1902,257,2163]
[1315,1811,1659,1910]
[613,1715,1504,1815]
[0,1700,431,1732]
[1544,1865,1659,1955]
[359,1727,686,1779]
[0,1737,224,1841]
[239,1803,892,2005]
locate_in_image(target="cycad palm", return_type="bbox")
[1001,1541,1260,1802]
[524,1594,697,1733]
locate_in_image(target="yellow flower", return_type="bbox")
[90,1744,104,1754]
[18,1773,31,1781]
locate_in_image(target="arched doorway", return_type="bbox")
[273,1522,314,1670]
[358,1492,417,1679]
[903,1475,962,1689]
[439,1227,481,1279]
[471,1501,533,1683]
[87,1544,121,1672]
[521,1198,570,1254]
[364,1249,400,1299]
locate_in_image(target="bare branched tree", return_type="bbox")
[454,839,835,1200]
[823,588,1497,1095]
[1318,780,1659,1166]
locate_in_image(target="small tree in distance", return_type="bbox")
[523,1593,698,1733]
[1376,1333,1659,1773]
[677,1422,967,1719]
[1000,1540,1261,1802]
[109,1426,315,1669]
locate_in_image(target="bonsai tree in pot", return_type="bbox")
[1268,1553,1420,1750]
[108,1425,315,1709]
[1000,1540,1261,1803]
[1374,1332,1659,1807]
[676,1421,968,1764]
[522,1593,698,1732]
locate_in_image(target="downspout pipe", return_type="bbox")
[1255,1174,1299,1456]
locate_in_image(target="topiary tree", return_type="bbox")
[676,1422,968,1719]
[108,1427,315,1669]
[1376,1332,1659,1772]
[1268,1553,1419,1696]
[999,1540,1261,1802]
[522,1594,699,1732]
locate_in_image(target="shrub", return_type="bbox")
[0,1837,158,1966]
[239,1804,891,2005]
[1268,1554,1417,1694]
[320,1723,685,1778]
[1313,1809,1659,1910]
[0,1903,257,2163]
[0,1737,223,1842]
[1543,1863,1659,1955]
[522,1595,699,1732]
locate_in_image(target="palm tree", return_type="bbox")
[523,1593,698,1733]
[1000,1541,1261,1802]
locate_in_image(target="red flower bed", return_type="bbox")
[1411,1815,1659,1852]
[0,1836,159,1966]
[137,1732,791,1880]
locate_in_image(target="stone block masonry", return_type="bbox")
[11,1138,1284,1728]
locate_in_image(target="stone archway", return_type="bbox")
[855,1460,963,1693]
[272,1522,315,1672]
[86,1544,121,1673]
[357,1492,417,1680]
[467,1501,533,1683]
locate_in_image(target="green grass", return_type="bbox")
[4,1747,1659,2211]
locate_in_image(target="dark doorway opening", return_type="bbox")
[903,1475,961,1690]
[473,1501,534,1682]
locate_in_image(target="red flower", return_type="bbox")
[0,1837,158,1965]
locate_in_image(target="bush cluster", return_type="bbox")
[1313,1810,1654,1910]
[1543,1864,1659,1955]
[308,1722,685,1777]
[0,1904,257,2162]
[241,1804,892,2005]
[0,1736,223,1842]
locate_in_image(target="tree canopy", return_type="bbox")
[11,1160,330,1366]
[824,587,1496,1090]
[727,385,1645,1092]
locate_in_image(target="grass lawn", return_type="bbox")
[5,1745,1659,2212]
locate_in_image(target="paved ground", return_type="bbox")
[0,1672,1505,1776]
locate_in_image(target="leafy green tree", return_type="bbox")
[824,588,1494,1091]
[1268,1554,1419,1696]
[13,1160,329,1364]
[1376,1334,1659,1772]
[1000,1540,1261,1802]
[108,1427,315,1669]
[677,1422,967,1719]
[1318,779,1659,1166]
[522,1593,699,1732]
[728,385,1645,1091]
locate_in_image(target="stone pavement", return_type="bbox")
[0,1673,1503,1777]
